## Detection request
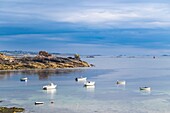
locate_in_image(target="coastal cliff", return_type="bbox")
[0,51,90,70]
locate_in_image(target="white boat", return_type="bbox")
[116,80,126,85]
[35,101,44,105]
[20,77,28,82]
[75,77,87,81]
[84,81,95,86]
[140,87,151,91]
[43,83,57,90]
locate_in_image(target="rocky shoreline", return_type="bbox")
[0,51,91,70]
[0,107,24,113]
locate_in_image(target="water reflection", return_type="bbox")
[0,69,113,81]
[140,90,151,95]
[0,69,86,80]
[84,86,95,92]
[0,71,15,80]
[20,80,28,86]
[76,80,86,84]
[45,89,57,100]
[116,84,126,90]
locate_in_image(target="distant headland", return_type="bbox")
[0,51,91,70]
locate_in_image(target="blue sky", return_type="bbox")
[1,0,170,55]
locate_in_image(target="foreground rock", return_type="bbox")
[0,51,90,70]
[0,107,24,113]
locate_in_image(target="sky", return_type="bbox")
[0,0,170,55]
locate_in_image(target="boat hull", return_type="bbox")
[35,102,44,105]
[43,83,57,90]
[116,81,126,85]
[75,77,87,81]
[43,86,56,90]
[84,81,95,86]
[140,87,151,91]
[20,78,28,82]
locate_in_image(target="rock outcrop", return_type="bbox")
[0,107,24,113]
[0,51,90,70]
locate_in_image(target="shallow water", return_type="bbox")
[1,57,170,113]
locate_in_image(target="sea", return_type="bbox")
[1,56,170,113]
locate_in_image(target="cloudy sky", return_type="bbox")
[1,0,170,55]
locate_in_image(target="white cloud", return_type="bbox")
[44,37,72,41]
[0,34,73,42]
[1,1,170,28]
[40,3,170,28]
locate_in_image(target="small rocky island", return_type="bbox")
[0,51,90,70]
[0,107,24,113]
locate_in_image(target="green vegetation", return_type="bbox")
[74,54,80,60]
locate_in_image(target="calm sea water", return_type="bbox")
[1,57,170,113]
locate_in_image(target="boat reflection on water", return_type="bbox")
[140,90,151,95]
[46,89,57,94]
[84,85,95,92]
[116,84,126,90]
[44,89,57,100]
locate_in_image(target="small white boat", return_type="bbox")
[116,80,126,85]
[140,87,151,91]
[20,77,28,82]
[84,81,95,86]
[35,101,44,105]
[43,83,57,90]
[75,77,87,81]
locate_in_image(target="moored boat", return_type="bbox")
[84,81,95,86]
[116,80,126,85]
[43,83,57,90]
[140,87,151,91]
[75,77,87,81]
[20,77,28,82]
[35,102,44,105]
